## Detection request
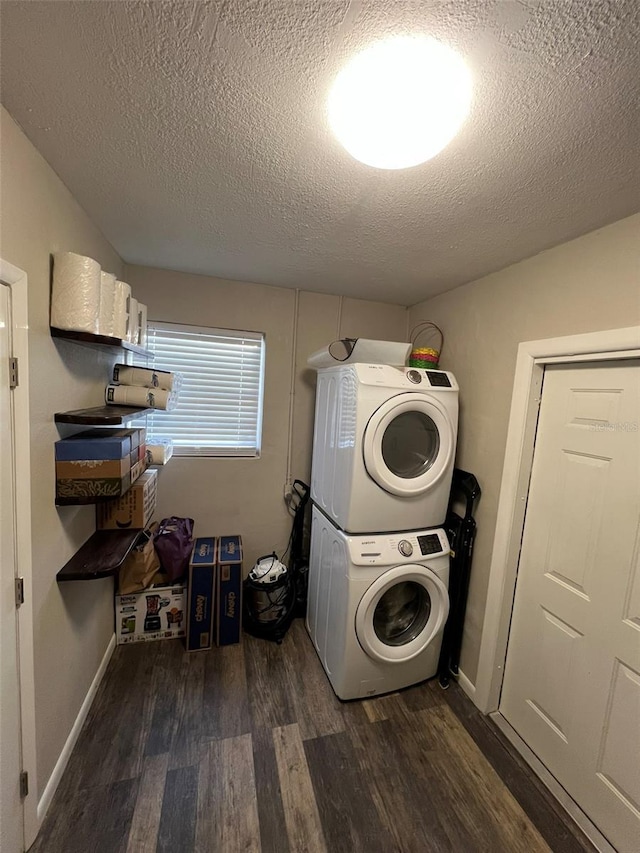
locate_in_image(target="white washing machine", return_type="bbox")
[306,505,450,701]
[311,363,458,533]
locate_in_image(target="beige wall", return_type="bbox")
[0,106,125,793]
[408,213,640,686]
[125,265,408,570]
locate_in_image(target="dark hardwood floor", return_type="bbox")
[32,620,596,853]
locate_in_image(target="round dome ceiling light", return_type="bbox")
[328,35,472,170]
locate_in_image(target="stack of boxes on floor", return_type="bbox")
[115,534,243,651]
[186,536,244,650]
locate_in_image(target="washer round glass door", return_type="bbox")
[363,393,454,497]
[355,566,449,663]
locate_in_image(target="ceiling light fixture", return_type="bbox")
[328,35,472,170]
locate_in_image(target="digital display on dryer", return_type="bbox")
[418,534,442,556]
[426,372,451,387]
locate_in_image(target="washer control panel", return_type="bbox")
[398,539,413,557]
[417,533,443,556]
[350,529,449,565]
[406,369,423,384]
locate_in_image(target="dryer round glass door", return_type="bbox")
[355,566,449,663]
[363,393,454,497]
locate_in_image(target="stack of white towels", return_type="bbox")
[105,364,181,412]
[51,251,147,346]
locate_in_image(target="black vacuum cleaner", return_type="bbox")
[242,480,310,643]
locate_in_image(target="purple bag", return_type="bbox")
[153,517,194,581]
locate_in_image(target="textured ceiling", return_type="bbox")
[1,0,639,305]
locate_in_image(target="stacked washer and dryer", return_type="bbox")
[307,361,459,700]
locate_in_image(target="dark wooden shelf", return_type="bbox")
[54,405,152,426]
[56,529,142,581]
[51,327,153,359]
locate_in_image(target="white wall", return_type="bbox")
[125,264,409,570]
[408,213,640,686]
[0,106,125,794]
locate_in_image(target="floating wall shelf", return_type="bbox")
[56,529,141,581]
[54,405,152,426]
[51,326,153,359]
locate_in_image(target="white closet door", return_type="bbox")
[501,359,640,853]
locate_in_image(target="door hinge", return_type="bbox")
[15,577,24,608]
[20,771,28,798]
[9,356,19,389]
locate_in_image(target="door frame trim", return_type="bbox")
[0,258,38,847]
[474,325,640,715]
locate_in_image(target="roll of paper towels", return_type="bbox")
[127,297,139,344]
[98,272,117,337]
[105,384,175,410]
[51,252,102,334]
[307,339,411,369]
[146,439,174,465]
[113,281,130,340]
[112,363,178,391]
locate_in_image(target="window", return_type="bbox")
[144,321,265,457]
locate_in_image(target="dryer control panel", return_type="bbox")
[348,529,449,565]
[348,363,458,392]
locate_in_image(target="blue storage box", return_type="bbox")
[55,428,135,461]
[216,535,243,646]
[186,537,216,651]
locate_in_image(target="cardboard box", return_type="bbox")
[129,428,145,450]
[128,441,147,469]
[115,582,186,644]
[56,456,130,480]
[96,468,157,529]
[130,457,147,484]
[55,428,135,461]
[216,535,243,646]
[186,537,216,651]
[57,472,131,501]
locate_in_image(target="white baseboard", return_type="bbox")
[456,668,476,700]
[37,634,116,823]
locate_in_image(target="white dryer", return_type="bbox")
[307,505,450,701]
[311,363,458,533]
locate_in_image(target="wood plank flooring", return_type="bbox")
[31,620,597,853]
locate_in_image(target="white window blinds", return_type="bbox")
[144,322,265,457]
